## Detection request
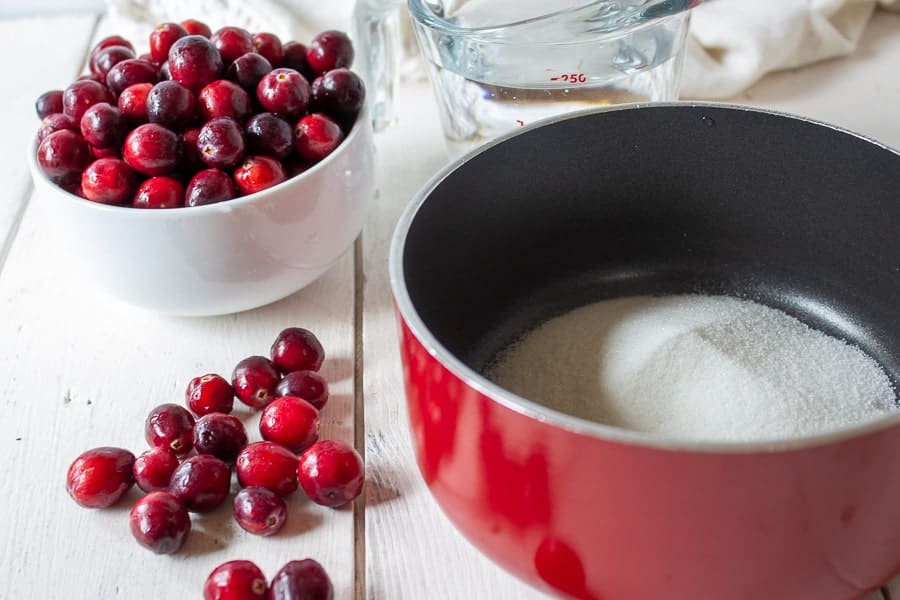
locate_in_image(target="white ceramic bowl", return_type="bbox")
[28,113,374,316]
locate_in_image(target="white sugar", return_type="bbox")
[486,295,898,442]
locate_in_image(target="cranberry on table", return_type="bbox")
[193,413,248,463]
[37,130,91,185]
[226,52,273,93]
[259,396,319,453]
[168,35,224,93]
[185,168,237,207]
[281,41,312,79]
[233,486,287,536]
[66,446,135,508]
[90,45,136,80]
[271,327,326,373]
[186,373,235,415]
[275,370,329,410]
[129,491,191,554]
[63,79,114,122]
[35,90,64,119]
[133,446,180,493]
[106,58,159,96]
[236,441,298,496]
[232,355,281,408]
[123,123,181,176]
[145,402,195,454]
[181,19,212,39]
[81,157,135,205]
[146,80,198,130]
[245,113,293,159]
[294,113,344,162]
[252,32,283,67]
[269,559,334,600]
[37,113,76,143]
[256,68,310,119]
[298,440,365,508]
[117,82,153,124]
[211,26,254,65]
[133,176,185,209]
[198,80,252,123]
[169,454,232,512]
[306,30,354,75]
[233,155,286,195]
[80,102,126,149]
[311,68,365,123]
[150,22,188,64]
[204,560,268,600]
[198,116,246,169]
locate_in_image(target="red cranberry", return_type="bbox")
[63,79,114,123]
[91,45,136,80]
[81,157,135,205]
[80,102,126,148]
[245,113,293,159]
[204,560,267,600]
[133,446,180,492]
[37,113,76,143]
[252,32,283,66]
[118,82,153,124]
[269,559,334,600]
[181,126,204,169]
[256,68,310,119]
[168,35,224,93]
[133,176,185,209]
[306,30,354,75]
[198,80,252,123]
[281,41,312,80]
[197,117,246,169]
[37,129,91,185]
[146,80,198,130]
[150,22,188,64]
[66,446,135,508]
[311,68,365,123]
[181,19,212,38]
[35,90,64,119]
[211,26,254,65]
[159,60,172,80]
[233,486,287,536]
[123,123,181,176]
[226,52,272,93]
[298,440,364,507]
[169,454,232,512]
[275,370,329,410]
[259,397,319,453]
[294,114,344,162]
[233,155,285,195]
[193,413,248,463]
[106,58,159,96]
[129,491,191,554]
[186,373,235,415]
[92,35,135,56]
[235,441,298,496]
[232,355,280,408]
[145,402,195,454]
[271,327,325,373]
[185,168,236,206]
[91,145,120,159]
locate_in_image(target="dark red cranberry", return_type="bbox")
[269,559,334,600]
[186,373,235,415]
[137,52,155,64]
[283,154,313,178]
[91,45,137,80]
[181,19,212,38]
[118,82,153,124]
[159,60,172,80]
[66,446,135,508]
[306,30,354,75]
[271,327,325,373]
[193,413,248,463]
[129,491,191,554]
[63,79,114,123]
[123,122,181,176]
[185,168,236,206]
[211,26,254,65]
[91,145,120,159]
[275,370,329,410]
[81,157,135,204]
[259,397,319,453]
[233,486,287,536]
[225,52,272,93]
[35,90,64,119]
[145,403,195,454]
[252,32,283,66]
[310,68,365,123]
[133,446,180,492]
[37,113,76,143]
[280,41,312,79]
[298,440,364,507]
[204,560,268,600]
[150,22,188,64]
[106,59,159,96]
[133,176,185,209]
[233,155,285,195]
[92,35,135,57]
[180,126,203,169]
[198,117,245,169]
[257,68,310,119]
[37,129,91,185]
[168,35,224,93]
[198,80,252,122]
[294,113,344,162]
[236,441,298,496]
[169,454,231,512]
[231,355,280,408]
[80,102,126,148]
[245,113,292,159]
[146,80,197,130]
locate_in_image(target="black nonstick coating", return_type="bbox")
[401,105,900,392]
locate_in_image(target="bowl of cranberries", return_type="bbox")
[28,22,374,316]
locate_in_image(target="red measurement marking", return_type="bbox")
[516,120,524,126]
[550,73,587,83]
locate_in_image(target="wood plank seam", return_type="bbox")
[353,235,367,600]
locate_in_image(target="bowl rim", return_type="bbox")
[388,100,900,454]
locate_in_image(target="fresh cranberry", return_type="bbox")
[133,446,180,492]
[137,52,155,64]
[311,68,365,123]
[37,129,91,185]
[275,370,329,410]
[35,90,64,119]
[193,413,248,463]
[235,441,298,496]
[180,126,203,170]
[181,19,212,38]
[211,26,254,65]
[79,102,126,149]
[294,113,344,162]
[186,373,234,415]
[298,440,364,507]
[259,397,319,453]
[269,559,334,600]
[225,52,272,93]
[197,116,245,169]
[91,145,120,159]
[129,491,191,554]
[117,82,153,124]
[123,122,181,176]
[106,59,158,96]
[256,68,310,119]
[63,79,114,123]
[233,486,287,536]
[204,560,268,600]
[245,113,293,159]
[133,176,185,209]
[37,113,76,143]
[91,35,135,57]
[185,168,236,206]
[169,454,231,512]
[252,32,283,66]
[146,80,197,130]
[271,327,325,373]
[168,35,224,93]
[281,41,312,79]
[306,30,354,75]
[150,22,188,64]
[90,45,136,80]
[81,157,135,204]
[159,60,172,80]
[283,154,313,178]
[233,155,285,195]
[66,446,135,508]
[198,80,252,122]
[232,355,280,409]
[145,403,195,454]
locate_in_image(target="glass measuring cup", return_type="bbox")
[354,0,699,155]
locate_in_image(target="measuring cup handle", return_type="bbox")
[352,0,406,131]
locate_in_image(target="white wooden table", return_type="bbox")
[1,8,898,600]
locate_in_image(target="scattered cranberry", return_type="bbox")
[256,68,310,119]
[91,45,137,80]
[231,355,281,409]
[311,68,365,124]
[133,176,185,209]
[294,113,344,162]
[233,486,287,536]
[106,58,159,96]
[150,22,188,64]
[92,35,135,56]
[193,413,248,463]
[80,102,127,149]
[306,30,354,75]
[81,157,135,205]
[298,440,364,507]
[123,123,181,176]
[63,79,114,123]
[37,129,92,185]
[186,373,235,415]
[181,19,212,38]
[185,168,236,206]
[35,90,64,119]
[197,116,246,169]
[168,35,224,93]
[233,155,285,195]
[226,52,273,93]
[169,454,232,512]
[211,26,254,65]
[145,402,195,454]
[271,327,325,373]
[281,41,312,79]
[198,80,252,123]
[236,441,298,496]
[129,490,191,554]
[275,370,329,410]
[66,446,135,508]
[146,80,198,130]
[133,446,180,492]
[204,560,268,600]
[269,559,334,600]
[245,113,293,159]
[117,82,153,124]
[252,32,283,66]
[37,113,76,143]
[259,396,319,453]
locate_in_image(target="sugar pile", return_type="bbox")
[486,295,898,442]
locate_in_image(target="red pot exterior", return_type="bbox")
[398,314,900,600]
